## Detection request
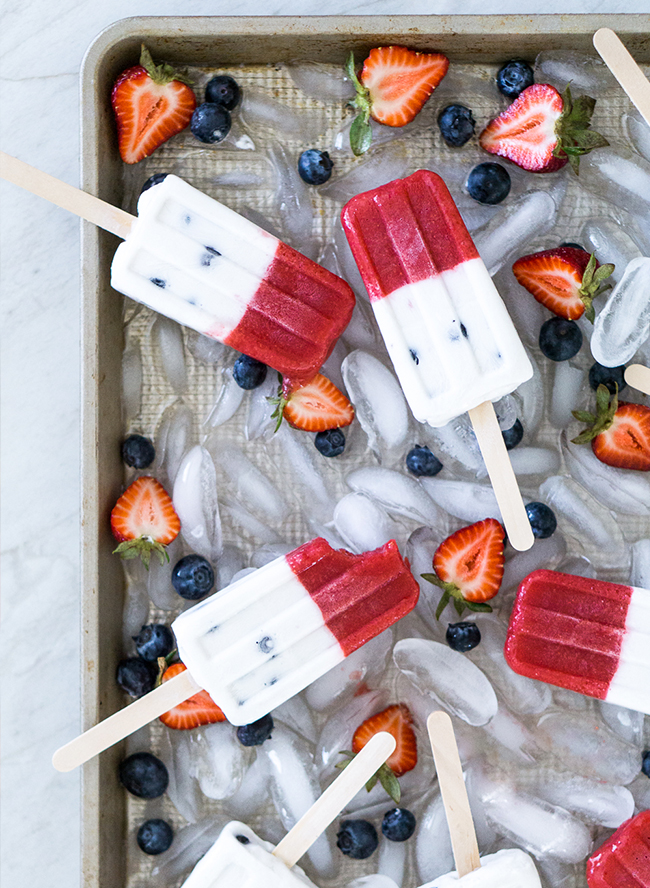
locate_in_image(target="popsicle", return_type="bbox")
[0,155,355,388]
[341,170,534,551]
[421,711,542,888]
[505,569,650,714]
[586,809,650,888]
[52,537,419,771]
[182,730,396,888]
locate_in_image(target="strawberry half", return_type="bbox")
[479,83,608,174]
[111,475,181,568]
[347,47,448,155]
[422,518,506,619]
[111,45,196,164]
[572,384,650,472]
[273,373,355,433]
[338,704,418,803]
[513,247,614,323]
[159,663,226,729]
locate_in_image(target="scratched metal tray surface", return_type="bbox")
[79,15,650,888]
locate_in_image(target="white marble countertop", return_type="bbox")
[0,2,646,886]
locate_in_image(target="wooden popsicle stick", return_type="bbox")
[468,400,534,552]
[52,668,200,772]
[625,363,650,395]
[0,151,134,239]
[427,711,480,878]
[593,29,650,127]
[273,731,396,869]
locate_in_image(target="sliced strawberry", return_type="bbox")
[572,384,650,471]
[479,83,608,173]
[513,247,614,322]
[346,47,448,155]
[159,663,226,730]
[111,45,196,164]
[422,518,506,619]
[274,373,355,432]
[111,475,180,567]
[337,703,417,803]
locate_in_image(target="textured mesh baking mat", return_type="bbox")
[113,61,650,888]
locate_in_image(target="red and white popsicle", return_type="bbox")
[505,569,650,714]
[52,537,419,772]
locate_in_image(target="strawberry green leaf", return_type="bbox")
[113,537,169,570]
[435,590,451,620]
[572,410,597,423]
[365,773,379,793]
[378,764,401,805]
[555,84,608,174]
[572,383,619,445]
[593,263,615,284]
[350,113,373,156]
[465,600,494,613]
[140,44,193,87]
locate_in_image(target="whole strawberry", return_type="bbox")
[111,475,181,567]
[347,46,449,155]
[513,247,614,323]
[112,45,196,164]
[479,83,608,174]
[422,518,506,619]
[338,704,418,803]
[572,384,650,471]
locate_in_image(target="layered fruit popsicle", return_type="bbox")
[172,537,419,725]
[111,174,355,386]
[505,569,650,714]
[341,169,533,428]
[180,821,318,888]
[586,809,650,887]
[421,848,543,887]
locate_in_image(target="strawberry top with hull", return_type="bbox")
[172,538,419,725]
[505,569,650,714]
[341,170,532,428]
[586,810,650,888]
[111,175,355,388]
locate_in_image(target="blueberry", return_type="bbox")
[642,750,650,778]
[336,820,378,859]
[233,353,268,389]
[406,445,443,477]
[298,149,334,185]
[171,554,215,601]
[496,60,535,98]
[121,434,156,469]
[437,104,475,147]
[560,242,585,251]
[446,621,482,652]
[526,502,557,539]
[502,418,524,450]
[314,428,346,457]
[205,75,241,111]
[466,163,511,205]
[133,624,175,661]
[589,362,627,395]
[140,173,168,195]
[236,714,274,746]
[119,752,169,798]
[116,658,158,697]
[539,317,583,361]
[137,818,174,855]
[191,102,231,143]
[381,808,416,842]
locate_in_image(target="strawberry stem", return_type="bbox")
[554,84,609,174]
[113,536,169,570]
[346,52,373,156]
[139,44,194,87]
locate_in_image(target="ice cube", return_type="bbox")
[631,538,650,588]
[534,50,616,93]
[154,401,195,490]
[549,360,587,430]
[321,141,411,202]
[579,147,650,218]
[122,343,142,423]
[285,61,355,103]
[419,478,501,523]
[531,768,634,828]
[346,466,443,526]
[509,447,561,477]
[187,721,250,800]
[152,315,187,395]
[240,88,322,140]
[580,216,644,284]
[473,191,557,276]
[415,793,454,883]
[269,144,316,259]
[216,445,289,524]
[173,445,223,561]
[590,257,650,366]
[224,752,270,820]
[333,492,400,553]
[204,367,244,429]
[623,106,650,163]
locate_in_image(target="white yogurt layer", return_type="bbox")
[172,554,344,725]
[606,584,650,714]
[422,848,542,887]
[371,257,532,427]
[181,821,317,888]
[111,175,278,339]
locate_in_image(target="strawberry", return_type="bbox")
[111,45,196,164]
[513,247,614,323]
[338,704,418,803]
[158,663,226,730]
[572,384,650,471]
[479,83,608,174]
[422,518,506,619]
[272,373,355,433]
[111,475,181,568]
[347,47,449,155]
